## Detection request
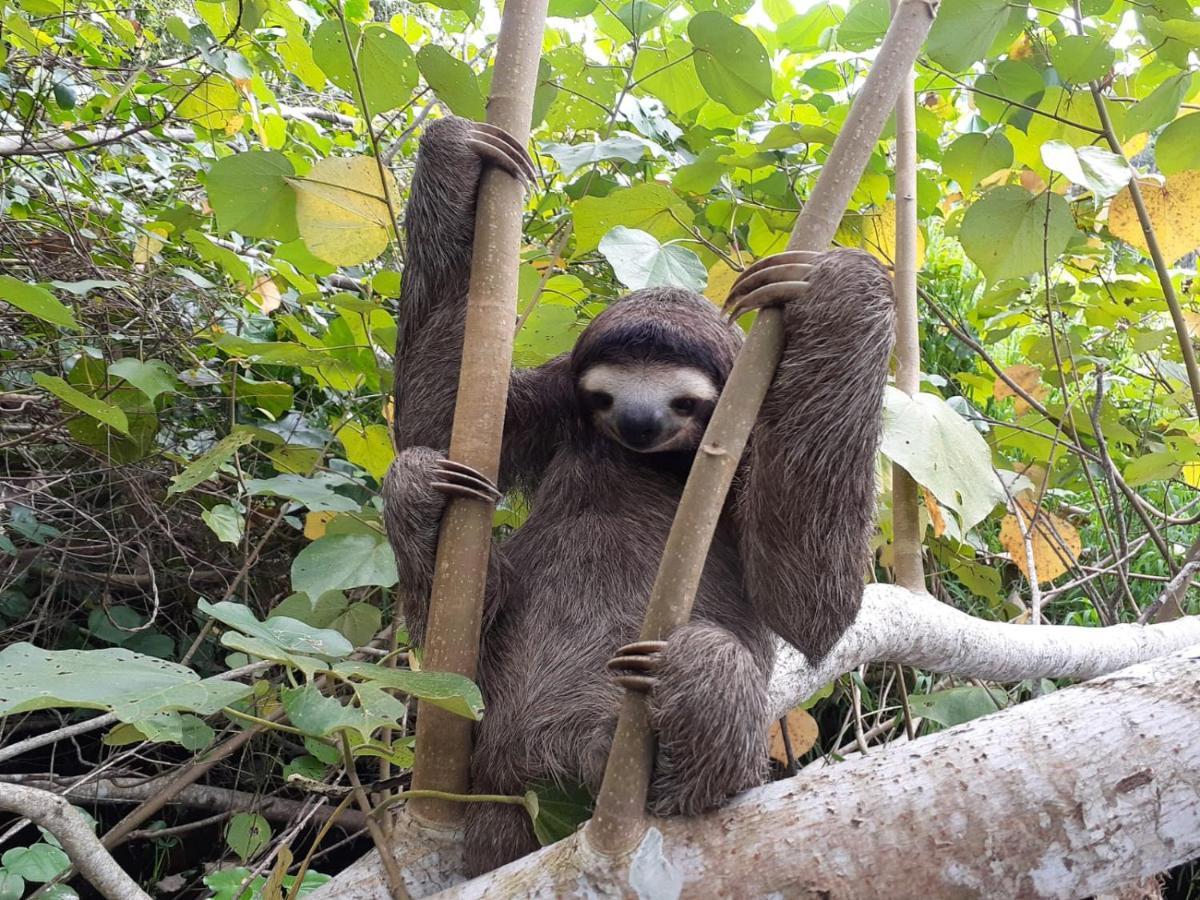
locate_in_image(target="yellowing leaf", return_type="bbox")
[383,398,395,426]
[304,511,335,540]
[998,499,1081,584]
[176,76,240,131]
[1109,172,1200,263]
[1183,310,1200,339]
[290,156,398,266]
[133,226,170,265]
[860,200,926,267]
[921,487,946,539]
[768,708,818,764]
[702,259,740,305]
[1183,462,1200,489]
[250,276,282,314]
[993,364,1046,415]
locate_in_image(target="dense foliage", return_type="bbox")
[1,0,1198,894]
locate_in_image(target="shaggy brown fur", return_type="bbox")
[383,116,895,875]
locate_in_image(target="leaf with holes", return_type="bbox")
[0,643,251,722]
[311,21,417,114]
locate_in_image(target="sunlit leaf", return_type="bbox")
[1109,172,1200,263]
[959,186,1075,283]
[290,156,398,266]
[687,12,772,114]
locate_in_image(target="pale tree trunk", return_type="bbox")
[311,596,1200,899]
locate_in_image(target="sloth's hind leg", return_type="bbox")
[631,622,770,816]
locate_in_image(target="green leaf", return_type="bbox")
[1049,34,1114,84]
[202,504,245,545]
[572,183,690,254]
[225,813,271,862]
[415,45,486,119]
[107,358,179,401]
[907,686,1006,727]
[1,845,69,884]
[234,377,295,417]
[281,682,403,740]
[291,533,398,600]
[1156,113,1200,175]
[513,299,580,368]
[926,0,1013,73]
[32,373,129,434]
[337,422,395,480]
[836,0,887,52]
[1040,141,1131,200]
[1123,450,1182,487]
[615,0,664,35]
[0,643,252,722]
[311,21,417,115]
[243,473,362,513]
[942,132,1013,192]
[974,60,1045,125]
[334,660,484,719]
[206,151,299,241]
[1123,72,1192,137]
[0,276,79,330]
[687,12,772,114]
[598,227,707,292]
[541,134,657,177]
[958,186,1075,284]
[199,599,355,660]
[880,388,1007,534]
[631,40,706,119]
[168,431,255,495]
[529,780,593,846]
[0,869,25,900]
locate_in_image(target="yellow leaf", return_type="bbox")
[250,276,282,314]
[133,225,170,265]
[703,259,740,306]
[768,708,818,764]
[223,113,246,136]
[176,75,240,131]
[290,156,399,266]
[304,510,335,540]
[994,364,1046,415]
[383,398,395,426]
[1183,462,1200,488]
[858,201,926,268]
[1183,310,1200,339]
[1109,172,1200,264]
[921,487,946,538]
[998,499,1081,584]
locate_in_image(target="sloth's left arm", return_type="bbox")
[730,249,896,661]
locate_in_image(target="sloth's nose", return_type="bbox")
[617,408,663,450]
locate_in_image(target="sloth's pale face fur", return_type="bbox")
[579,362,720,454]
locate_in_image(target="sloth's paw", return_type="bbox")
[722,249,824,320]
[606,640,667,693]
[465,122,537,188]
[429,458,502,504]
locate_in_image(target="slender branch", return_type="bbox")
[407,0,550,826]
[889,0,925,591]
[587,0,942,856]
[341,735,411,900]
[0,784,151,900]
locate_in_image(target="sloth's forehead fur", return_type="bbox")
[579,362,719,403]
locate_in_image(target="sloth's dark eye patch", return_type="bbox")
[590,391,613,411]
[671,397,697,416]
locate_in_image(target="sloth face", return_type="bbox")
[578,362,720,454]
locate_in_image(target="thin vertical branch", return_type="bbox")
[406,0,549,826]
[889,0,925,592]
[587,0,941,856]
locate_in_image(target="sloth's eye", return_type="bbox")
[591,391,613,411]
[671,397,697,416]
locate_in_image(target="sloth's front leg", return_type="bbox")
[607,622,770,816]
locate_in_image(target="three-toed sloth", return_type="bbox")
[383,116,895,875]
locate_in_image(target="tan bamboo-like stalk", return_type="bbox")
[586,0,941,855]
[889,0,925,591]
[407,0,549,826]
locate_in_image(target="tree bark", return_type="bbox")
[313,592,1200,898]
[406,0,548,826]
[434,642,1200,899]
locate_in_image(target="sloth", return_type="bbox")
[383,116,895,876]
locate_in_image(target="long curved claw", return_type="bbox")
[723,250,823,319]
[724,280,811,320]
[607,639,667,694]
[466,122,537,187]
[431,458,502,504]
